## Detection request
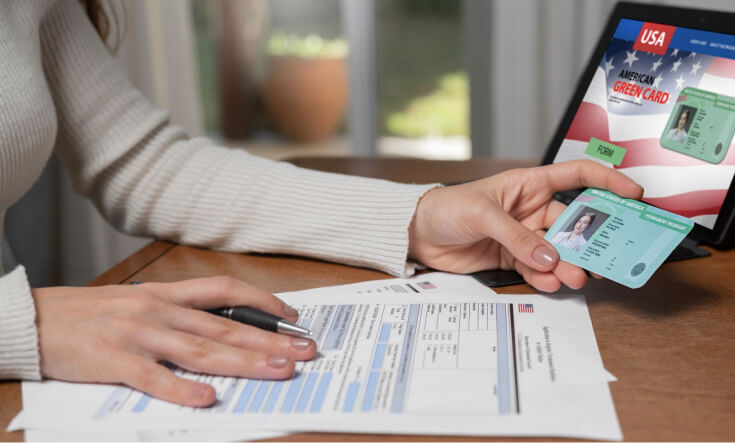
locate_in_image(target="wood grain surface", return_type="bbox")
[2,158,733,442]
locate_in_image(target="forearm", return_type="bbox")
[92,130,438,276]
[0,266,40,380]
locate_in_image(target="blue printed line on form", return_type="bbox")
[309,372,333,413]
[248,381,271,413]
[132,394,150,413]
[263,381,284,413]
[362,371,380,411]
[372,343,387,369]
[323,305,355,351]
[390,304,420,413]
[281,373,304,413]
[379,323,391,342]
[295,372,319,412]
[232,380,258,413]
[343,381,360,412]
[496,303,512,415]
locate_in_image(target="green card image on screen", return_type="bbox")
[545,189,693,289]
[659,87,735,164]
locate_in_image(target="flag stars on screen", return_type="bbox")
[652,74,664,88]
[624,50,640,67]
[650,57,663,72]
[690,60,703,75]
[675,74,686,89]
[671,58,683,72]
[604,57,616,76]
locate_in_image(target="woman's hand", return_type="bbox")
[409,160,643,292]
[33,276,316,407]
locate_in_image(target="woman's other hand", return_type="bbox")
[409,160,643,292]
[33,276,316,407]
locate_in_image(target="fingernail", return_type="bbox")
[291,338,312,350]
[533,245,557,267]
[266,355,289,368]
[283,304,299,317]
[193,385,212,401]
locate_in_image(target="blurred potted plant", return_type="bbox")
[262,32,348,143]
[386,72,468,137]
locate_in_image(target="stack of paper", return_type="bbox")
[9,273,621,441]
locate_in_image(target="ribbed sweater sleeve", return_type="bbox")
[40,3,438,277]
[0,266,41,380]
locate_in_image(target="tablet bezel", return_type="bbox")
[541,1,735,247]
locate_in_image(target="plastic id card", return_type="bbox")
[660,87,735,164]
[545,188,693,288]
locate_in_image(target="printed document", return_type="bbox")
[10,273,621,440]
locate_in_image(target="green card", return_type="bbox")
[545,188,693,289]
[660,87,735,164]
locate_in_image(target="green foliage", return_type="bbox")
[386,72,468,137]
[267,32,348,59]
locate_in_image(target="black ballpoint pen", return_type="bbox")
[205,306,313,338]
[128,282,313,338]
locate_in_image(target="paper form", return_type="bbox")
[24,428,284,442]
[10,273,621,440]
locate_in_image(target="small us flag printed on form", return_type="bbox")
[517,304,535,313]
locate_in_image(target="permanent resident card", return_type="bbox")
[659,87,735,164]
[544,188,693,288]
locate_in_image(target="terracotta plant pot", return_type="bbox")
[262,55,347,143]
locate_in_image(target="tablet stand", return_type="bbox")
[665,236,711,262]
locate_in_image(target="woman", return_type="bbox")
[551,212,597,251]
[667,109,690,143]
[0,1,642,406]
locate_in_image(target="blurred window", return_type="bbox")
[376,0,469,159]
[190,0,468,159]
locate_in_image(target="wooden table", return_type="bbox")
[2,158,734,441]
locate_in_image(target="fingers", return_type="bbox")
[161,305,316,360]
[133,324,297,380]
[544,199,569,229]
[507,227,588,292]
[551,260,588,289]
[137,277,298,322]
[117,353,216,407]
[541,160,643,199]
[514,261,562,293]
[514,257,588,292]
[480,204,559,273]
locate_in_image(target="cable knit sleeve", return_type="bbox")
[0,266,41,380]
[39,2,438,277]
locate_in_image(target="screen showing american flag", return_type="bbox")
[554,19,735,229]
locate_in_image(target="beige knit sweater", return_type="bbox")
[0,1,436,380]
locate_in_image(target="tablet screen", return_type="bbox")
[551,18,735,230]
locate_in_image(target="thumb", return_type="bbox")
[482,206,559,272]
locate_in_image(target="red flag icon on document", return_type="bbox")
[517,304,534,313]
